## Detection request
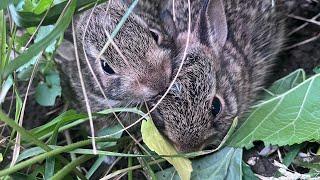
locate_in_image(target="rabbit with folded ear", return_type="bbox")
[56,0,173,116]
[150,0,285,152]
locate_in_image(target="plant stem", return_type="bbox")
[128,155,133,180]
[52,155,95,180]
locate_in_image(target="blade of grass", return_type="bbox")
[44,121,64,179]
[52,155,95,180]
[0,76,13,104]
[0,138,126,177]
[275,144,303,177]
[85,155,106,179]
[0,109,87,179]
[32,108,144,140]
[128,155,133,180]
[0,9,7,80]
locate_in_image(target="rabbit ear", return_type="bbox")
[160,10,178,38]
[205,0,228,47]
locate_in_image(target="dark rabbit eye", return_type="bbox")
[150,30,159,42]
[149,29,162,44]
[101,60,115,74]
[211,96,222,116]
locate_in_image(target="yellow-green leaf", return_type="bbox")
[141,119,193,180]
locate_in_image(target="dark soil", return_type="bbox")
[275,0,320,78]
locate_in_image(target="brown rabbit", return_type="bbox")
[148,0,285,152]
[56,0,173,118]
[58,0,284,153]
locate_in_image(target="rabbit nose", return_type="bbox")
[173,142,204,153]
[138,85,159,98]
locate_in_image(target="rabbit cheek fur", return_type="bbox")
[151,0,284,152]
[63,1,172,111]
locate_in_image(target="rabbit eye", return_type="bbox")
[211,96,222,116]
[101,61,115,74]
[149,28,162,44]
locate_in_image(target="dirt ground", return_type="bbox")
[276,0,320,77]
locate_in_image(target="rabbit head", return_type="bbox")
[75,1,173,106]
[152,0,285,152]
[151,0,238,152]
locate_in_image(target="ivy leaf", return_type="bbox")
[35,72,61,106]
[141,119,193,180]
[229,72,320,148]
[156,147,243,180]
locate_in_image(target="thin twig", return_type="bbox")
[284,33,320,51]
[288,12,320,36]
[288,14,320,26]
[72,19,97,154]
[10,53,42,167]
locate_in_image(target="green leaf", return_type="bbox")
[268,69,305,95]
[3,0,77,78]
[141,119,193,180]
[0,76,13,104]
[9,0,106,27]
[34,25,56,53]
[229,73,320,148]
[33,0,54,14]
[275,144,303,177]
[0,153,3,162]
[97,124,123,148]
[242,162,257,180]
[44,120,64,179]
[85,156,105,179]
[14,33,31,51]
[156,147,243,180]
[314,66,320,74]
[30,110,86,138]
[35,72,61,106]
[16,53,40,72]
[0,9,7,69]
[20,0,37,12]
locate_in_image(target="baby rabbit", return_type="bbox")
[56,0,172,117]
[150,0,285,152]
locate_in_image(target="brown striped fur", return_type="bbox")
[58,0,284,152]
[151,0,285,152]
